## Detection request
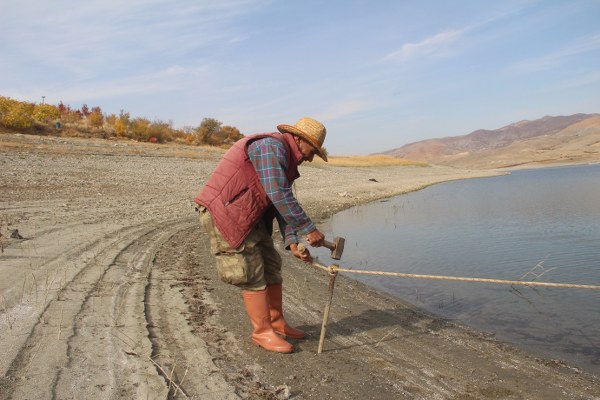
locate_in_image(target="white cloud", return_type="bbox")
[3,63,212,106]
[0,0,267,76]
[378,3,532,65]
[381,29,465,62]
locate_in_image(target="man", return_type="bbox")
[194,117,328,353]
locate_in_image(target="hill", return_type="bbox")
[381,113,600,169]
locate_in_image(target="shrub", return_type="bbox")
[33,103,60,123]
[88,108,104,128]
[147,120,172,143]
[129,117,151,141]
[0,96,243,147]
[194,118,222,145]
[221,125,243,144]
[105,113,117,126]
[60,104,82,123]
[114,111,130,137]
[0,96,35,129]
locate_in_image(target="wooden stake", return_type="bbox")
[318,266,338,354]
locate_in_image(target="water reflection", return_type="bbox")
[313,164,600,374]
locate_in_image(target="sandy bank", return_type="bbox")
[1,133,598,399]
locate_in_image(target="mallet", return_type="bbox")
[303,236,345,260]
[322,237,345,260]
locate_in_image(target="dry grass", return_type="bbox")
[0,131,223,159]
[315,154,428,167]
[148,356,190,399]
[1,130,424,166]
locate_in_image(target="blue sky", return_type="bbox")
[1,0,599,155]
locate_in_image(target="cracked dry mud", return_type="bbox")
[1,132,599,399]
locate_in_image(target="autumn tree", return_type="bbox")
[105,113,117,126]
[181,125,196,145]
[114,110,130,137]
[129,117,151,141]
[194,118,220,145]
[88,106,104,128]
[60,103,81,123]
[221,125,243,144]
[0,96,34,129]
[0,96,243,145]
[147,120,172,142]
[33,103,60,123]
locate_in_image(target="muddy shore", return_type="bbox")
[1,132,599,399]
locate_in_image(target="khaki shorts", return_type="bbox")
[199,207,282,291]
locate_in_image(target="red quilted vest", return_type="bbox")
[194,132,302,248]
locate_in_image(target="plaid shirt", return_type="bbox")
[247,137,315,247]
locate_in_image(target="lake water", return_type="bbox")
[314,164,600,375]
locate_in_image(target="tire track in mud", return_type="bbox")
[148,224,296,400]
[145,224,239,400]
[4,214,595,400]
[0,222,151,384]
[1,218,192,399]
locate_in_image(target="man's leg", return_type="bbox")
[241,290,293,353]
[260,230,306,339]
[199,209,293,353]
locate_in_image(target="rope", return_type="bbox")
[310,261,600,290]
[310,258,600,354]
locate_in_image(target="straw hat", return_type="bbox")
[277,117,328,162]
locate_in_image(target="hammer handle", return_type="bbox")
[321,239,335,251]
[298,241,334,251]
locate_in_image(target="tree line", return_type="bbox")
[0,96,243,147]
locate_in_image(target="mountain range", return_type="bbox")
[380,113,600,169]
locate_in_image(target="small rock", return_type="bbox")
[10,229,24,239]
[274,385,291,399]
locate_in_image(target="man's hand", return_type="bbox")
[306,228,325,247]
[290,243,313,262]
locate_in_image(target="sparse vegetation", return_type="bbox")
[0,95,243,148]
[317,154,428,167]
[188,117,243,146]
[1,95,429,166]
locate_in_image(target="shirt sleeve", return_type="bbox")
[247,137,315,247]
